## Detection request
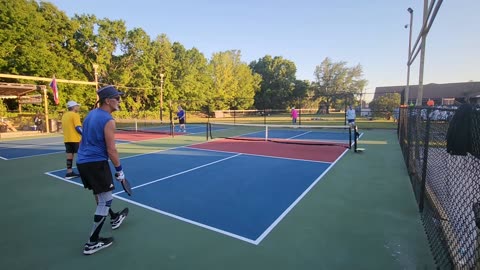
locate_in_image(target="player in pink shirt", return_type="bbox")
[291,107,298,124]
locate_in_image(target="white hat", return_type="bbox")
[67,101,80,108]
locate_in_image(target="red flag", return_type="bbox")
[49,77,59,105]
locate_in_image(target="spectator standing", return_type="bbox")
[291,107,298,124]
[61,101,82,179]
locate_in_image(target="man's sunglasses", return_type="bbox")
[109,96,121,101]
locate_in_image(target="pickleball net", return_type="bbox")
[116,120,173,135]
[207,122,355,148]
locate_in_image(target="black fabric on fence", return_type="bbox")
[446,103,473,156]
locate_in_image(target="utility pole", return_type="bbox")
[416,0,428,106]
[160,73,164,122]
[405,8,413,105]
[93,64,99,106]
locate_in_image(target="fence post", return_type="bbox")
[263,106,266,125]
[406,108,412,173]
[298,98,302,126]
[418,107,432,212]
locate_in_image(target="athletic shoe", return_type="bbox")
[65,172,80,179]
[83,237,114,255]
[111,207,129,230]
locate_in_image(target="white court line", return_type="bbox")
[112,195,257,244]
[113,153,242,195]
[256,131,364,243]
[254,145,351,244]
[1,139,130,161]
[44,133,358,244]
[0,140,64,160]
[9,127,206,162]
[45,152,256,244]
[114,140,218,161]
[45,140,212,174]
[5,150,65,160]
[44,172,85,188]
[0,140,63,149]
[286,131,312,140]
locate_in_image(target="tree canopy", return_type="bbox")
[313,57,367,113]
[369,93,401,119]
[250,55,298,109]
[0,0,367,118]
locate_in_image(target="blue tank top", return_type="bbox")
[77,109,113,164]
[177,109,185,119]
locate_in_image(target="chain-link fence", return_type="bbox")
[398,105,480,269]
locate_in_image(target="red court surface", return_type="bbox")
[189,139,348,162]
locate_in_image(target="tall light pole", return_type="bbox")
[159,73,164,122]
[92,64,99,106]
[405,7,413,105]
[416,0,428,106]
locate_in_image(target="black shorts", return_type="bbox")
[77,160,115,195]
[64,142,79,154]
[179,118,185,124]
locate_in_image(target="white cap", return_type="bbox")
[67,101,80,108]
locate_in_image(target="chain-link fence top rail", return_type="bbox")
[398,105,480,269]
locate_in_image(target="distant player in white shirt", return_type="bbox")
[346,105,356,127]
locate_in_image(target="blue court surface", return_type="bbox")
[0,137,128,160]
[46,146,342,244]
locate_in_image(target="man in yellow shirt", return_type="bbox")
[62,101,83,179]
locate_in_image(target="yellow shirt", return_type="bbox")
[61,111,82,142]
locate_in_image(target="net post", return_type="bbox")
[263,107,266,125]
[265,125,268,141]
[354,125,358,152]
[135,119,138,132]
[298,98,302,126]
[209,122,213,139]
[349,125,352,150]
[206,123,209,141]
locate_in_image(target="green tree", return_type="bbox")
[209,50,260,110]
[369,93,401,119]
[291,80,310,107]
[150,35,174,116]
[0,0,95,108]
[112,28,154,116]
[171,43,211,111]
[313,57,367,113]
[250,55,297,109]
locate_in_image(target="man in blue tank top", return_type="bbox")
[77,85,129,255]
[176,105,186,132]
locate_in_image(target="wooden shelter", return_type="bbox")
[0,83,50,132]
[0,73,98,134]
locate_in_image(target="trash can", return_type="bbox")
[49,119,58,132]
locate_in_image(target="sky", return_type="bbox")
[47,0,479,100]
